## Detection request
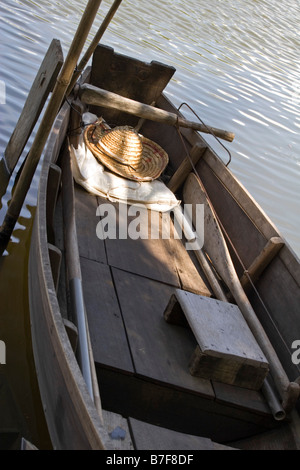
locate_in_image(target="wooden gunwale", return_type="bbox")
[28,102,111,450]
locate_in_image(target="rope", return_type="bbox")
[178,102,232,166]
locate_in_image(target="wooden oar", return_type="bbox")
[183,172,300,413]
[0,39,63,200]
[61,143,94,400]
[0,0,124,202]
[0,0,103,256]
[173,204,286,420]
[78,84,235,142]
[66,0,124,97]
[173,205,228,302]
[61,142,103,417]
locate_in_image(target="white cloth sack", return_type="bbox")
[70,113,180,212]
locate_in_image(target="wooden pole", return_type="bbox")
[173,206,233,303]
[239,236,284,292]
[61,142,102,409]
[78,84,235,142]
[167,143,206,193]
[67,0,124,97]
[0,0,103,256]
[61,149,94,400]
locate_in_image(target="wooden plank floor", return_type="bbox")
[80,257,134,373]
[101,197,210,296]
[112,267,213,396]
[73,183,275,441]
[102,410,237,450]
[75,187,107,263]
[128,418,236,450]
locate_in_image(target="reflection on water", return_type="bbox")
[0,0,299,449]
[0,205,51,448]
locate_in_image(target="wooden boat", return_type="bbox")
[28,43,300,450]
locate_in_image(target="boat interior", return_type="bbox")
[37,44,300,450]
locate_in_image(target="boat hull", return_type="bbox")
[28,45,300,450]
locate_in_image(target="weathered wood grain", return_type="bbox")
[104,202,180,286]
[80,84,235,141]
[4,39,63,175]
[102,199,211,294]
[112,267,214,397]
[74,186,107,264]
[102,410,134,450]
[167,142,207,193]
[48,243,62,293]
[213,381,271,416]
[80,257,134,373]
[97,368,275,442]
[90,44,175,127]
[183,172,298,408]
[129,418,236,450]
[165,290,269,390]
[240,236,284,292]
[46,163,61,245]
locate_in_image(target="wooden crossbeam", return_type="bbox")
[240,237,284,292]
[167,143,206,193]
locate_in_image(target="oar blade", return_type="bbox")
[4,39,64,176]
[183,172,236,290]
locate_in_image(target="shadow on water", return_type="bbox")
[0,204,52,450]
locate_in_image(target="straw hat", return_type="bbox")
[84,123,169,182]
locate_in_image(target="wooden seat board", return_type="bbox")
[174,289,268,367]
[112,267,214,398]
[166,290,269,390]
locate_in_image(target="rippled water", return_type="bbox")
[0,0,299,448]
